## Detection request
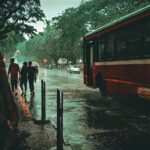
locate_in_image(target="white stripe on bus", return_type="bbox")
[94,59,150,66]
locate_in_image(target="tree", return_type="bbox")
[44,25,61,65]
[20,0,149,65]
[24,33,49,63]
[52,7,85,62]
[51,0,149,63]
[0,1,45,148]
[0,32,25,58]
[0,0,45,40]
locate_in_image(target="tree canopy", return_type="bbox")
[16,0,150,65]
[0,0,45,58]
[0,0,45,40]
[0,1,47,146]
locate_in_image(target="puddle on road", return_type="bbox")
[86,127,150,150]
[30,69,150,150]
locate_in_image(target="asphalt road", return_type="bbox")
[28,68,150,150]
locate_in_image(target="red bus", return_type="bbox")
[83,6,150,99]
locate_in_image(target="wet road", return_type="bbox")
[30,68,150,150]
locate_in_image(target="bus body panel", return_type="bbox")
[93,60,150,95]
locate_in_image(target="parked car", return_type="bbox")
[67,65,80,74]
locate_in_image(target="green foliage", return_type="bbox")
[79,0,149,30]
[0,0,45,60]
[0,32,25,58]
[0,0,45,40]
[49,0,149,63]
[17,0,149,64]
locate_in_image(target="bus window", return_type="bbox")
[127,22,142,58]
[85,43,90,64]
[105,33,115,60]
[98,37,105,61]
[86,40,94,69]
[90,45,94,68]
[83,44,86,63]
[116,28,127,59]
[143,18,150,57]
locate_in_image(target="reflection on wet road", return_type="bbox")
[31,68,150,150]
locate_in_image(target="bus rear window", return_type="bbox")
[143,18,150,57]
[127,22,142,58]
[105,34,115,60]
[98,38,105,61]
[116,28,127,59]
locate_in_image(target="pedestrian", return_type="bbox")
[20,62,28,96]
[34,65,39,83]
[8,58,20,96]
[28,61,36,95]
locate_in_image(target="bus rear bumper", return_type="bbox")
[137,87,150,100]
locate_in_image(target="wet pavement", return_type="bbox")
[18,68,150,150]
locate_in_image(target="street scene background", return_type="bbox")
[23,67,150,150]
[0,1,150,150]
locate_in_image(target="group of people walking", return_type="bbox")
[8,58,38,96]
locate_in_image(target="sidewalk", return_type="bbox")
[16,86,57,150]
[16,78,73,150]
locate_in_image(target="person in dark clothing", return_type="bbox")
[20,62,28,96]
[8,58,20,96]
[28,61,36,95]
[34,65,39,83]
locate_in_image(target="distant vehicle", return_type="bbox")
[67,65,80,74]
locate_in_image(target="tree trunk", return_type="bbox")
[0,55,19,138]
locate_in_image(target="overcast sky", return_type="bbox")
[34,0,83,32]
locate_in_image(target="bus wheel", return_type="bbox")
[97,76,107,96]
